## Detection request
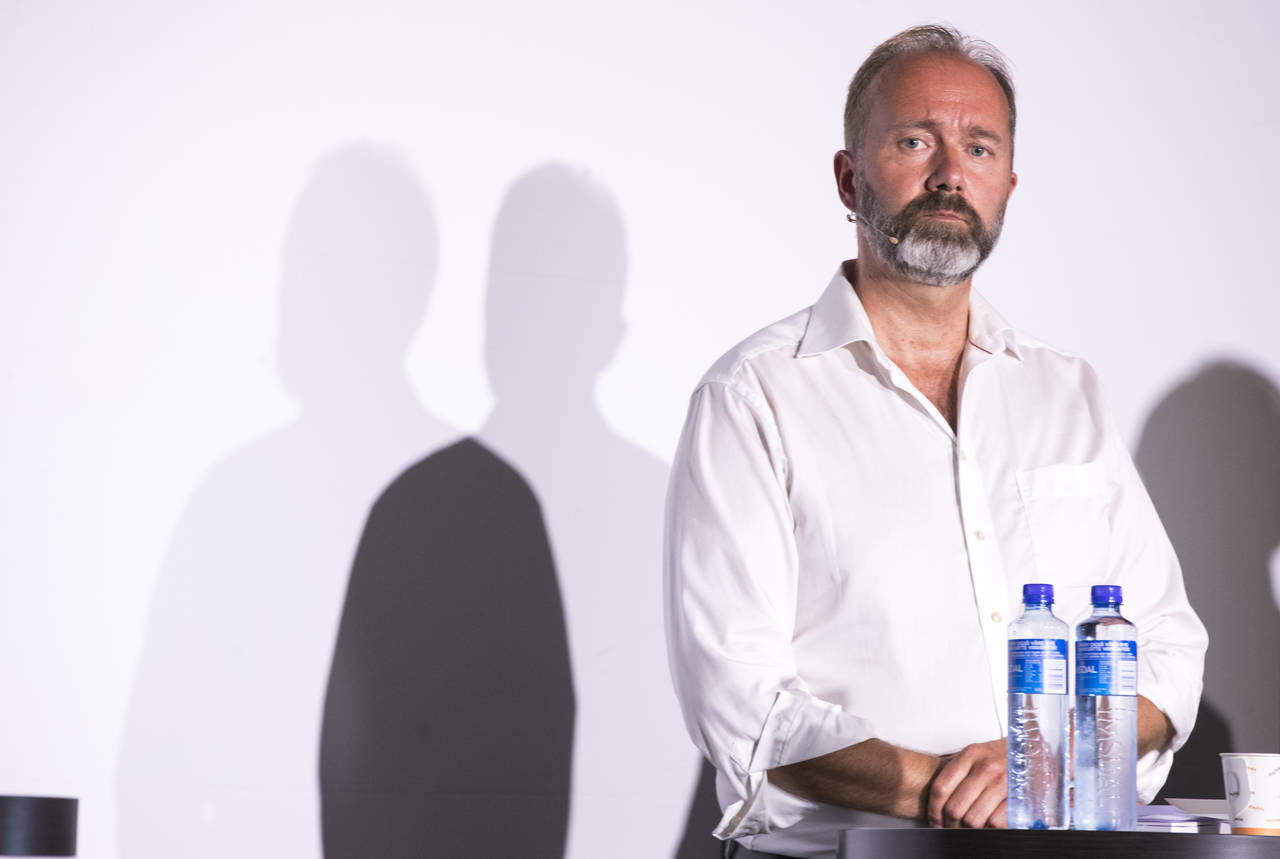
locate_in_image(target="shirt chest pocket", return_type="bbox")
[1016,462,1114,587]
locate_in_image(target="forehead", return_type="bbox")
[864,52,1011,137]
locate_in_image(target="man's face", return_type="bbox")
[848,52,1017,286]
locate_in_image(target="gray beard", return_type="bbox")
[895,227,983,287]
[855,176,1004,287]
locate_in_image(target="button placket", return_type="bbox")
[955,436,1013,734]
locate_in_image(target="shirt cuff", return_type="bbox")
[1135,654,1202,802]
[713,689,876,840]
[1137,746,1173,804]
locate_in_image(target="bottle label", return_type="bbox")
[1008,638,1068,694]
[1075,639,1138,695]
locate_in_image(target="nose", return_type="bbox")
[926,144,964,193]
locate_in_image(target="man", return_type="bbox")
[663,25,1207,859]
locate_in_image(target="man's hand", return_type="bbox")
[927,738,1007,829]
[1137,695,1175,757]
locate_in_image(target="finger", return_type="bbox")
[943,777,980,828]
[942,755,1004,827]
[927,755,970,826]
[986,799,1008,830]
[942,770,982,827]
[961,780,1007,829]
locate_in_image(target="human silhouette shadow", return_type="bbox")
[476,165,699,857]
[115,146,454,858]
[1134,361,1280,799]
[319,436,572,857]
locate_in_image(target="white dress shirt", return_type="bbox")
[663,266,1208,858]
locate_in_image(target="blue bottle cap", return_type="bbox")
[1022,583,1054,605]
[1091,585,1123,606]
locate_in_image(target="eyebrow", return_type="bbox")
[969,126,1005,144]
[888,119,1006,144]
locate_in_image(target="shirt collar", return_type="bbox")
[967,287,1023,361]
[796,262,1023,362]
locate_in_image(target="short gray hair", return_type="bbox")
[843,24,1016,153]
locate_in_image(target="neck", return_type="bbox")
[845,255,970,366]
[845,254,971,432]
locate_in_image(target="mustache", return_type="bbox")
[892,192,982,231]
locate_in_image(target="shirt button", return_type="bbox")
[974,529,986,541]
[958,448,969,461]
[991,611,1003,623]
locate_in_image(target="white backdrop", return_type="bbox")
[2,2,1278,857]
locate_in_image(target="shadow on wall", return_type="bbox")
[1134,360,1280,800]
[322,163,718,858]
[480,164,701,857]
[319,437,573,857]
[322,164,708,856]
[674,760,722,859]
[115,146,455,858]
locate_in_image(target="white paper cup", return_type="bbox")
[1222,753,1280,836]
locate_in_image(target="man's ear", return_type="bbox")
[1009,171,1018,195]
[834,149,858,212]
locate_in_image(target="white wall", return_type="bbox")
[2,2,1277,856]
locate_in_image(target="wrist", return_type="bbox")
[913,752,952,821]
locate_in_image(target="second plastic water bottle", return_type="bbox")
[1007,583,1069,829]
[1074,584,1138,830]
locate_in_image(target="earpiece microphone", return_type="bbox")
[846,211,899,245]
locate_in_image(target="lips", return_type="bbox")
[912,209,975,232]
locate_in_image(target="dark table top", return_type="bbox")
[838,828,1280,858]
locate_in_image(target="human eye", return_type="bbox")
[902,137,924,151]
[970,145,988,157]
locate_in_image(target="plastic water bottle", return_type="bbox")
[1006,583,1069,830]
[1074,584,1138,831]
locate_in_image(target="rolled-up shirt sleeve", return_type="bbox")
[1090,369,1208,801]
[663,379,877,839]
